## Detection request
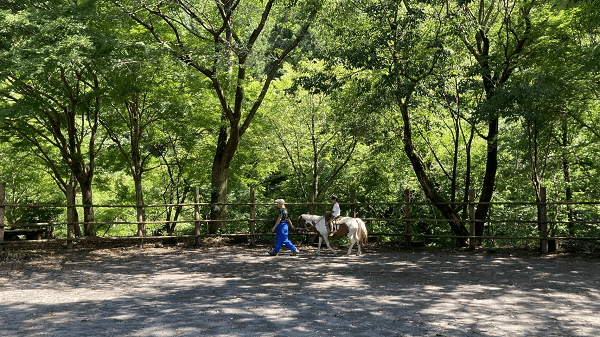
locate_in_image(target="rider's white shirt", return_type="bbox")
[332,203,340,217]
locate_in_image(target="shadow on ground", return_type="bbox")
[1,243,599,336]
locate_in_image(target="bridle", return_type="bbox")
[297,214,325,232]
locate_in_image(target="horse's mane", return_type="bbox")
[300,214,323,220]
[299,214,325,224]
[297,214,325,229]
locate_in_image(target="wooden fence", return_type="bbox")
[1,183,600,254]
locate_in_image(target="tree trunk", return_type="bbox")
[451,115,459,204]
[474,118,499,238]
[131,113,146,236]
[69,179,82,237]
[564,157,573,235]
[166,186,189,235]
[80,179,95,236]
[120,0,318,234]
[210,164,229,233]
[399,101,469,243]
[73,207,82,237]
[562,119,574,236]
[459,2,532,242]
[312,116,319,198]
[170,200,186,235]
[209,123,236,233]
[134,174,145,236]
[461,127,475,219]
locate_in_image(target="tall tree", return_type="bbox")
[324,0,472,240]
[263,62,364,200]
[454,0,536,239]
[100,55,187,235]
[116,0,323,232]
[0,0,109,236]
[311,0,570,244]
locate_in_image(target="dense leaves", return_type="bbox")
[1,0,599,246]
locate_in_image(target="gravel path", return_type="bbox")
[1,243,599,336]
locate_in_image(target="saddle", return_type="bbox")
[325,213,342,222]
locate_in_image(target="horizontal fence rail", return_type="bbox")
[1,184,599,253]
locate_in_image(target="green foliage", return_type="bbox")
[1,0,600,248]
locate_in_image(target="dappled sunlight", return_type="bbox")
[1,246,599,336]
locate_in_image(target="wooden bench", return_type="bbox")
[4,228,48,241]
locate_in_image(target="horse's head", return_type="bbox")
[296,215,318,232]
[296,214,327,235]
[296,215,310,232]
[297,215,307,229]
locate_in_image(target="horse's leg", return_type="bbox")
[316,237,322,255]
[323,235,336,255]
[346,225,358,256]
[347,235,356,256]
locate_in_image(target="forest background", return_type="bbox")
[1,0,599,247]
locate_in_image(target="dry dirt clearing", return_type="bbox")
[0,242,599,337]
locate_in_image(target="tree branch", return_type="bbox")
[321,137,358,193]
[240,8,317,135]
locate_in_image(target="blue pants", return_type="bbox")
[273,222,296,253]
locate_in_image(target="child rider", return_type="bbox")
[326,195,341,235]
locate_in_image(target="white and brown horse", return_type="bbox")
[297,214,368,256]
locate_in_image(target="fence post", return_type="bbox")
[539,186,548,254]
[404,189,411,247]
[194,186,201,247]
[66,183,74,249]
[469,189,476,250]
[308,192,316,245]
[351,190,357,218]
[0,182,5,253]
[249,187,256,246]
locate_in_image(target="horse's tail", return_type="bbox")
[356,218,368,245]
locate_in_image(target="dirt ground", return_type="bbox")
[1,239,599,337]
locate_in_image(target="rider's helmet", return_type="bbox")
[331,195,338,201]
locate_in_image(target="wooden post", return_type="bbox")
[0,183,5,253]
[249,187,256,246]
[469,189,476,250]
[404,189,411,247]
[194,186,201,247]
[539,186,548,254]
[350,190,357,218]
[66,183,74,249]
[308,192,316,245]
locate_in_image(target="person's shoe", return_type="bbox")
[268,251,278,256]
[292,249,299,256]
